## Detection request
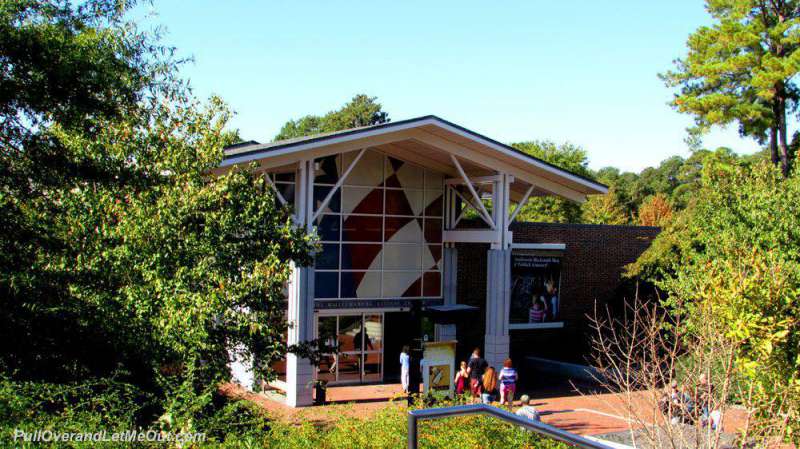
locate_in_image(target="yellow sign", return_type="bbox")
[421,340,457,395]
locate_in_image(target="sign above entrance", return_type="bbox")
[316,297,443,310]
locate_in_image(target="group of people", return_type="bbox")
[452,348,518,407]
[398,346,542,422]
[658,374,721,429]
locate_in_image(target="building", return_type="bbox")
[220,115,654,407]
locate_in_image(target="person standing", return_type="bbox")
[498,358,518,407]
[466,348,488,403]
[481,367,498,404]
[400,345,410,394]
[453,361,469,397]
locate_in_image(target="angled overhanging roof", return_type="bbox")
[219,115,607,202]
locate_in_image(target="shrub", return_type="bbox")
[1,376,569,449]
[266,400,567,449]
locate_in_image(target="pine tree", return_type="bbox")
[662,0,800,176]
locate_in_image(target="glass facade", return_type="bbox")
[312,150,444,300]
[317,314,384,384]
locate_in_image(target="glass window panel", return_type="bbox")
[271,359,287,383]
[340,271,380,298]
[317,354,336,383]
[318,317,338,348]
[276,183,295,206]
[314,272,338,299]
[341,244,382,270]
[314,185,340,213]
[425,170,445,190]
[352,318,373,352]
[384,216,422,243]
[423,272,442,297]
[424,218,442,244]
[363,353,382,382]
[385,189,422,216]
[336,353,361,382]
[424,245,442,270]
[382,272,422,298]
[315,155,340,184]
[337,315,361,352]
[340,271,355,298]
[343,149,384,187]
[315,214,340,241]
[342,215,382,242]
[363,315,383,351]
[388,158,423,188]
[275,172,296,183]
[315,244,339,270]
[342,186,383,215]
[423,191,443,217]
[383,244,421,270]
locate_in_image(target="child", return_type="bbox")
[400,345,410,393]
[454,361,469,396]
[498,358,517,406]
[529,300,545,323]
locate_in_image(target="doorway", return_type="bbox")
[316,313,383,384]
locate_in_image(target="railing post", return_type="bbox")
[407,412,418,449]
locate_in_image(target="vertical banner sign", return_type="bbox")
[510,253,562,324]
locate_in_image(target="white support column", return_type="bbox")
[285,159,316,407]
[484,247,511,370]
[484,173,512,369]
[434,246,458,342]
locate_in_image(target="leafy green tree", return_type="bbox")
[662,0,800,176]
[594,167,640,217]
[274,94,389,140]
[1,0,163,382]
[511,141,594,223]
[638,162,800,442]
[0,0,315,429]
[580,189,630,225]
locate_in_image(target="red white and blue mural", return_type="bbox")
[306,150,443,304]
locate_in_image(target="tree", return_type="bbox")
[662,0,800,176]
[511,141,594,223]
[594,167,640,218]
[0,0,315,428]
[581,190,630,225]
[274,94,389,140]
[637,193,674,227]
[650,162,800,443]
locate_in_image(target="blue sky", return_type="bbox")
[137,1,761,172]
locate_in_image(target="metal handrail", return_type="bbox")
[407,403,614,449]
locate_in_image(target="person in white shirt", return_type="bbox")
[399,345,410,393]
[515,395,541,421]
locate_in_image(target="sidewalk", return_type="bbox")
[223,382,748,436]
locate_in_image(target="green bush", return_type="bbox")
[265,401,567,449]
[0,377,156,448]
[1,378,568,449]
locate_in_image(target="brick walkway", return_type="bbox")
[220,382,748,437]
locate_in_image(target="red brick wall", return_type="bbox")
[454,221,659,364]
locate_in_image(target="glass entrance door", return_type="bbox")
[316,314,383,384]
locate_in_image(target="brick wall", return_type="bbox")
[454,221,659,364]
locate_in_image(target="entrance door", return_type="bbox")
[316,314,383,384]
